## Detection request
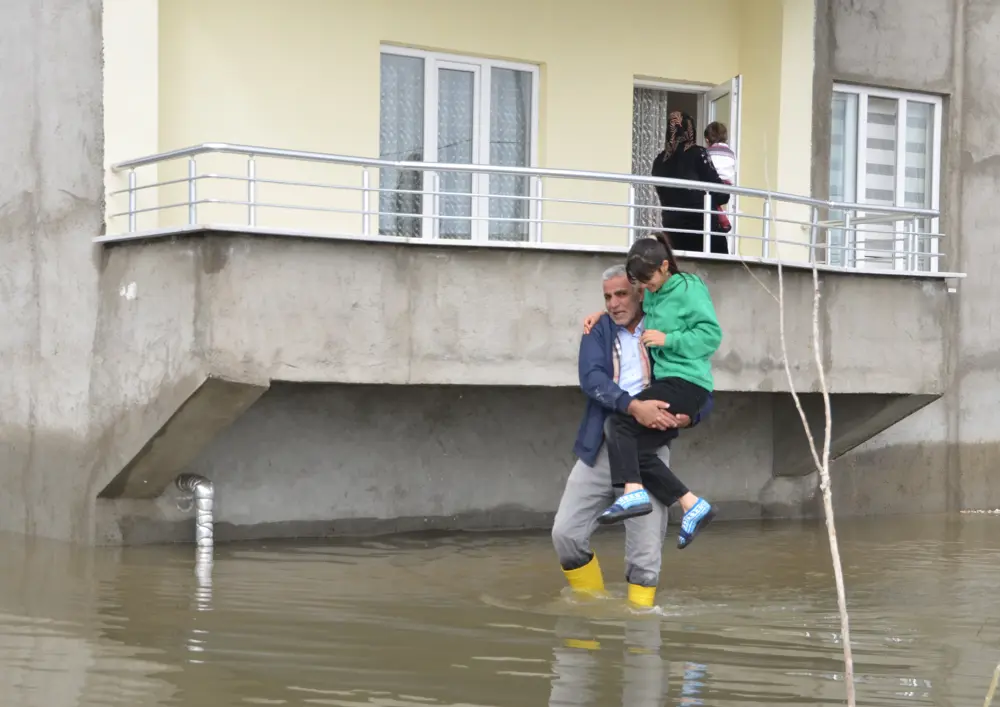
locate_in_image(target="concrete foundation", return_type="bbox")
[97,385,780,544]
[95,384,934,545]
[98,233,950,397]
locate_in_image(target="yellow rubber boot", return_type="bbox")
[627,583,656,609]
[562,554,606,596]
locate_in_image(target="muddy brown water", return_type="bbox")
[1,514,999,706]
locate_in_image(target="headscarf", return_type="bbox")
[663,111,697,159]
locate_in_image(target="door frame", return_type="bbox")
[630,79,714,244]
[633,79,714,140]
[705,75,743,254]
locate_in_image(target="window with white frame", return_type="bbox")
[828,85,942,270]
[378,47,539,242]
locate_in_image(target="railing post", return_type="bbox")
[627,184,636,246]
[702,191,712,253]
[187,158,197,225]
[931,215,941,274]
[361,167,371,237]
[429,171,439,240]
[127,169,137,233]
[762,198,772,259]
[247,156,256,227]
[810,205,819,265]
[843,212,853,267]
[906,218,917,271]
[533,176,544,243]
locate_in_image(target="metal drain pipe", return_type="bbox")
[176,474,215,610]
[176,474,215,547]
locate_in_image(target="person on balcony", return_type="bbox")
[651,111,731,254]
[552,263,714,609]
[705,121,737,234]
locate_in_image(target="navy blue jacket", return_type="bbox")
[572,313,715,467]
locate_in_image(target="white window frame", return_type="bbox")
[380,45,541,242]
[832,83,943,272]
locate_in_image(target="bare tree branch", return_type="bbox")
[768,196,856,707]
[984,662,1000,707]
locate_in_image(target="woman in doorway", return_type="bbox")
[651,111,731,254]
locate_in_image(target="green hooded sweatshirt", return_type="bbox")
[642,272,722,391]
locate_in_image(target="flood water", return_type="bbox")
[2,515,1000,706]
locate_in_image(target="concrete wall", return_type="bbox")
[0,0,104,541]
[813,0,1000,515]
[101,233,950,395]
[96,385,778,544]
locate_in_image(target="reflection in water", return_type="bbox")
[0,515,998,705]
[549,614,668,706]
[680,662,706,705]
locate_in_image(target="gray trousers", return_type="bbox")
[551,443,671,588]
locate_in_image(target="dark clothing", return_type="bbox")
[651,146,731,254]
[573,314,714,467]
[605,377,710,501]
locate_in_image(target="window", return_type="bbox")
[829,85,942,270]
[379,47,539,242]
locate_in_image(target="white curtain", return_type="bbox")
[859,95,899,268]
[631,87,671,236]
[828,91,858,266]
[905,101,935,270]
[489,68,532,241]
[379,53,424,237]
[437,68,475,240]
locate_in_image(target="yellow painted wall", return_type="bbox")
[774,0,817,261]
[106,0,816,253]
[103,0,159,232]
[734,0,816,259]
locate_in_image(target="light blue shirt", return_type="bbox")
[616,317,646,397]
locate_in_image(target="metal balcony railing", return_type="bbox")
[104,143,959,278]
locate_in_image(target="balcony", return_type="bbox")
[103,142,956,276]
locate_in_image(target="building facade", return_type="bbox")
[0,0,992,545]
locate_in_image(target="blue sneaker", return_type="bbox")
[597,489,653,525]
[677,498,716,549]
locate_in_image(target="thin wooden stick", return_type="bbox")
[984,662,1000,707]
[771,201,856,707]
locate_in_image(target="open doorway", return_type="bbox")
[631,78,742,246]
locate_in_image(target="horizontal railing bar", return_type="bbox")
[107,174,215,196]
[108,199,946,242]
[637,223,944,258]
[109,200,193,217]
[110,142,940,217]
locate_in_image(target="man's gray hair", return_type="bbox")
[602,264,628,281]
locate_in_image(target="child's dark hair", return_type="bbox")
[704,121,728,145]
[625,232,681,284]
